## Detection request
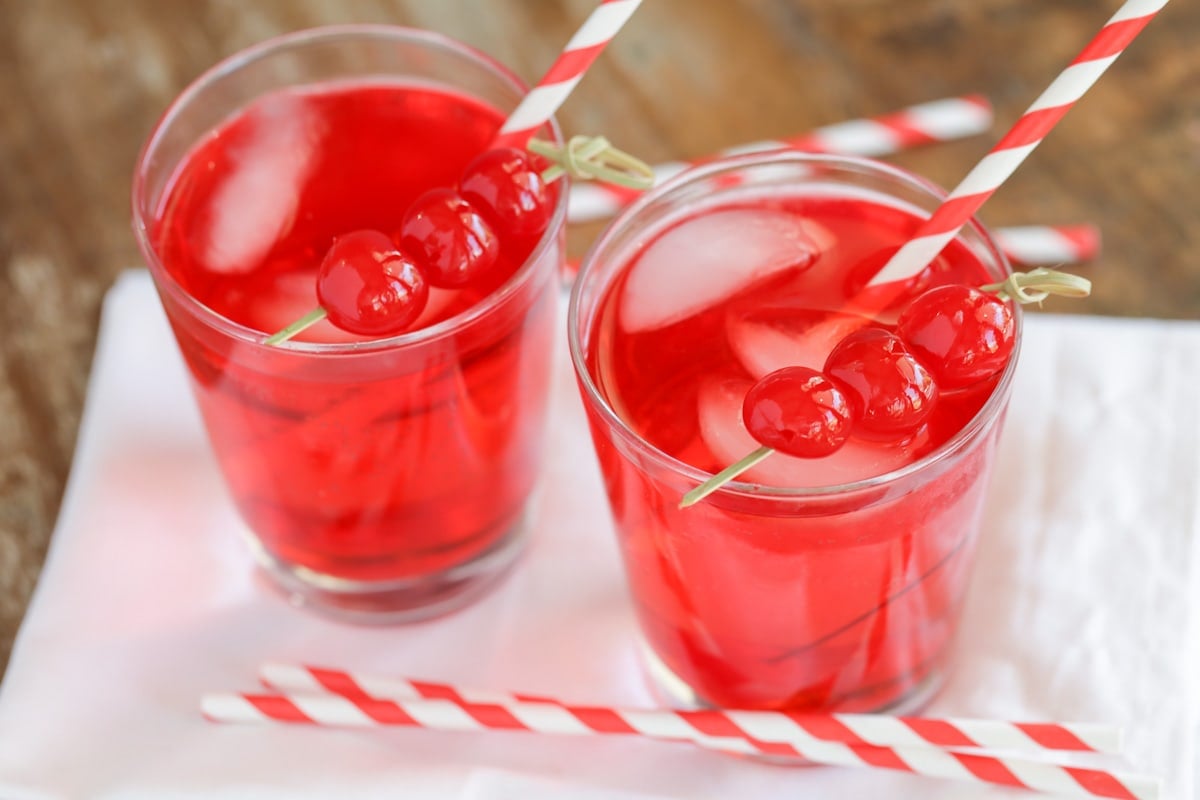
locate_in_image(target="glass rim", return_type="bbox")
[568,150,1023,500]
[131,23,568,355]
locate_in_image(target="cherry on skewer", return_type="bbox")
[264,230,428,345]
[681,365,858,509]
[743,366,855,458]
[680,268,1092,509]
[459,147,555,240]
[264,136,653,345]
[824,327,938,438]
[895,284,1015,390]
[397,188,500,289]
[266,153,543,345]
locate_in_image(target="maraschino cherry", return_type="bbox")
[396,189,500,288]
[459,147,554,240]
[824,327,939,438]
[704,331,938,504]
[896,284,1015,390]
[265,136,651,345]
[681,268,1091,509]
[679,329,940,508]
[316,230,429,337]
[742,366,854,458]
[266,148,554,345]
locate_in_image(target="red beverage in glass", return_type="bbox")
[134,28,565,620]
[571,154,1019,712]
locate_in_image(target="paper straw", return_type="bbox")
[203,691,1158,799]
[258,663,1119,756]
[867,0,1168,287]
[568,96,994,223]
[993,224,1101,266]
[493,0,643,149]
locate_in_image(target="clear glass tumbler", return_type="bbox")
[133,26,566,622]
[570,152,1019,712]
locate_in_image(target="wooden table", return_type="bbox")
[0,0,1195,676]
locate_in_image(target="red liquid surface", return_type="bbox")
[152,82,558,582]
[584,194,1007,710]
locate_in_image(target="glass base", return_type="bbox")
[245,510,530,625]
[639,638,946,764]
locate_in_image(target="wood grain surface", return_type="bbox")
[0,0,1196,676]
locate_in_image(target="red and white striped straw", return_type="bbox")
[994,224,1101,266]
[867,0,1167,287]
[493,0,643,149]
[259,662,1120,756]
[568,95,994,223]
[203,690,1158,799]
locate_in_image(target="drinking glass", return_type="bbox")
[569,152,1019,712]
[133,26,566,622]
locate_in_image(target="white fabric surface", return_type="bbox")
[0,269,1195,798]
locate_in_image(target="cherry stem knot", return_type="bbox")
[528,135,655,190]
[982,267,1091,304]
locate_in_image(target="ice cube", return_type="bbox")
[620,209,833,333]
[203,94,321,274]
[726,310,873,377]
[696,375,918,488]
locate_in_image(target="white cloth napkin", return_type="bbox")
[0,269,1195,799]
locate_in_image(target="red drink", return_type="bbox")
[154,84,542,345]
[134,28,564,620]
[571,154,1018,711]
